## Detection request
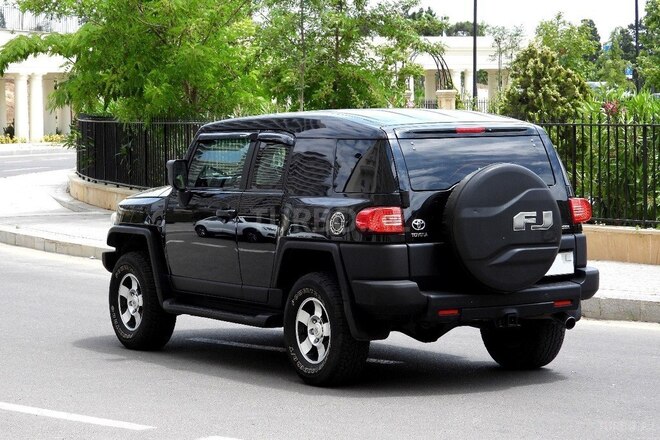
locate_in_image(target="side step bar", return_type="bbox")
[162,299,282,328]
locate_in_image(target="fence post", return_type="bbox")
[571,123,577,190]
[642,124,649,228]
[143,124,149,188]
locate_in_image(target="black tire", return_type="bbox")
[480,320,565,369]
[109,251,176,351]
[283,272,369,386]
[195,225,208,237]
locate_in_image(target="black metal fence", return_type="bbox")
[75,116,660,227]
[418,97,493,113]
[77,116,204,188]
[540,118,659,227]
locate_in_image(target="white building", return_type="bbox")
[0,6,78,141]
[412,36,521,103]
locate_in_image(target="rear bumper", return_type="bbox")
[351,266,599,323]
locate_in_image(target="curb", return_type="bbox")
[0,226,111,260]
[0,222,660,323]
[0,225,657,324]
[581,296,660,323]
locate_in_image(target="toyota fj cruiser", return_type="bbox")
[103,109,599,386]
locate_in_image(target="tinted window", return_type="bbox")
[400,136,555,191]
[334,139,397,193]
[287,138,335,196]
[188,137,250,189]
[250,143,288,190]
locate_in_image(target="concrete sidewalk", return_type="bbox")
[0,164,658,324]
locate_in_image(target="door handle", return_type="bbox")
[216,209,237,219]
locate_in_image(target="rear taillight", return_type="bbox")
[569,198,592,224]
[355,207,404,234]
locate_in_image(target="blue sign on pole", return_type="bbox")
[625,66,633,79]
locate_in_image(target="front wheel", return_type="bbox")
[283,272,369,386]
[480,320,566,369]
[109,251,176,351]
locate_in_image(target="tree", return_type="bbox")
[535,13,600,80]
[489,25,524,92]
[638,0,660,91]
[580,19,601,64]
[257,0,442,110]
[500,44,589,123]
[0,0,267,120]
[406,6,448,36]
[445,21,487,37]
[615,25,637,64]
[596,31,630,90]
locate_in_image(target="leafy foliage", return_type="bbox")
[405,6,448,36]
[500,44,590,123]
[445,21,486,37]
[256,0,442,110]
[535,13,600,80]
[639,0,660,91]
[488,25,524,92]
[595,31,630,90]
[1,0,266,121]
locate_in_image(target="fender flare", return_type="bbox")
[103,225,171,305]
[273,240,388,341]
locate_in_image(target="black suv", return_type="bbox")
[103,109,599,386]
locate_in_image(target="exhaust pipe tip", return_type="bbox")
[564,316,576,330]
[554,313,576,330]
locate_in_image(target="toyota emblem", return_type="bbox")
[411,219,426,231]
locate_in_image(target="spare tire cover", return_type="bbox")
[444,163,562,292]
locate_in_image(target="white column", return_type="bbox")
[424,70,436,102]
[59,105,72,134]
[29,73,44,141]
[14,74,29,140]
[0,79,6,131]
[42,78,57,135]
[487,70,498,100]
[464,70,474,98]
[450,70,462,93]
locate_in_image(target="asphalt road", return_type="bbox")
[0,147,75,177]
[0,243,658,440]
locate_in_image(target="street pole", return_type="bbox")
[634,0,640,92]
[473,0,478,108]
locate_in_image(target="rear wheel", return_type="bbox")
[283,272,369,386]
[481,320,565,369]
[109,251,176,350]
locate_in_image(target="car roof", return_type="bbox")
[199,109,529,138]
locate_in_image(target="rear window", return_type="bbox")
[334,139,397,193]
[399,136,555,191]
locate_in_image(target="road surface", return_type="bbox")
[0,244,658,439]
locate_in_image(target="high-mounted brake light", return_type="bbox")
[355,207,404,234]
[455,127,485,133]
[569,198,592,224]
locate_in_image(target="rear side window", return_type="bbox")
[399,136,555,191]
[250,143,288,190]
[334,139,397,193]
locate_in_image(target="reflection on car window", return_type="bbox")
[334,139,397,193]
[188,137,250,189]
[250,143,288,190]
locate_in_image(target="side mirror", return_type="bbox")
[167,159,188,190]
